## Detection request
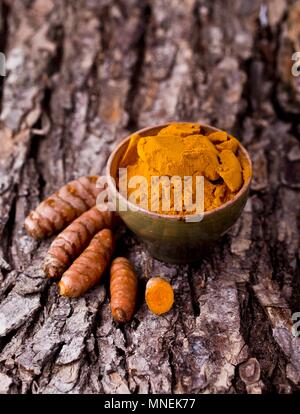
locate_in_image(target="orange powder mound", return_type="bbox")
[119,123,250,215]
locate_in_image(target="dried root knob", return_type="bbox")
[239,358,261,385]
[110,257,138,323]
[145,277,174,315]
[58,228,114,297]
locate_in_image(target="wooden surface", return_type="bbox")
[0,0,300,394]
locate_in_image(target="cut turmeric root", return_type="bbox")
[145,277,174,315]
[24,176,101,239]
[110,257,138,323]
[58,229,114,297]
[44,207,115,278]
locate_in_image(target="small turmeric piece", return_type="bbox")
[24,176,101,239]
[215,135,239,153]
[156,123,201,137]
[44,207,116,278]
[120,133,140,167]
[58,229,114,297]
[110,257,138,323]
[145,277,174,315]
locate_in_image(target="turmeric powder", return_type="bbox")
[145,277,174,315]
[119,123,250,214]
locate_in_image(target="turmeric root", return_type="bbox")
[145,277,174,315]
[24,176,101,239]
[44,207,116,278]
[110,257,138,323]
[58,229,114,297]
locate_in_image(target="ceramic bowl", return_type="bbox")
[106,123,252,263]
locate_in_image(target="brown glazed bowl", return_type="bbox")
[106,123,252,264]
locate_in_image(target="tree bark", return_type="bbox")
[0,0,299,394]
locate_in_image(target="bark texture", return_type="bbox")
[0,0,300,394]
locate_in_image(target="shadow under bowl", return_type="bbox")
[106,123,252,264]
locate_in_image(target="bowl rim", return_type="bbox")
[106,122,252,221]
